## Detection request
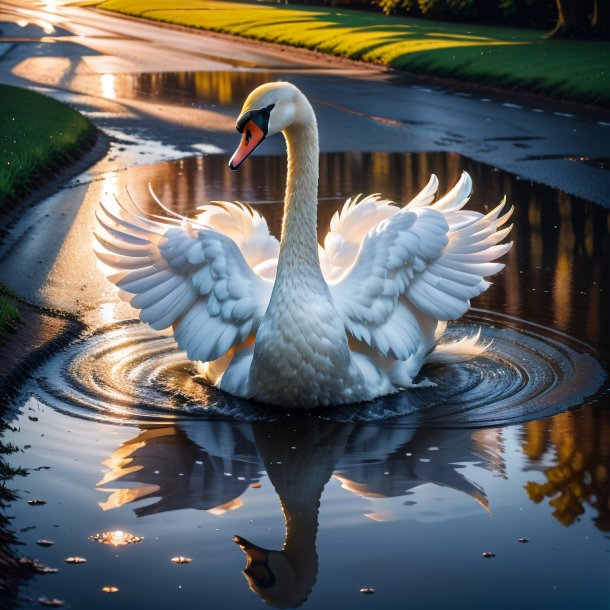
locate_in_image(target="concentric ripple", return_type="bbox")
[33,310,605,426]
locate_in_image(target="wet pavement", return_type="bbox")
[1,0,610,205]
[1,1,609,609]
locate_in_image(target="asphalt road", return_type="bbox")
[0,0,609,320]
[2,0,610,200]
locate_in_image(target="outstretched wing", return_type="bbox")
[327,172,512,360]
[94,192,275,363]
[320,175,440,280]
[404,173,513,320]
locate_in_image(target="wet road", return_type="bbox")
[1,1,610,189]
[1,0,610,316]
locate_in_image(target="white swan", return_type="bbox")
[94,82,513,408]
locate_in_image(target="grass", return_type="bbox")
[0,285,19,334]
[0,84,95,208]
[0,85,95,333]
[95,0,610,106]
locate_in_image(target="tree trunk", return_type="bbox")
[591,0,610,38]
[549,0,594,38]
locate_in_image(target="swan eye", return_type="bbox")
[245,129,252,144]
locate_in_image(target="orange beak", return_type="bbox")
[228,120,266,170]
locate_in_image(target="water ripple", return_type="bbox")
[33,311,605,427]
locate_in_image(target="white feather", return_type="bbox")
[95,83,513,408]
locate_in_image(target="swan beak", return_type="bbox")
[233,535,269,563]
[228,120,265,170]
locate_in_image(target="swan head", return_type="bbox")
[233,534,316,609]
[229,82,302,170]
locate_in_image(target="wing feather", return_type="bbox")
[95,191,276,364]
[327,172,512,360]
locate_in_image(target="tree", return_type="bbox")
[549,0,610,38]
[591,0,610,37]
[549,0,592,38]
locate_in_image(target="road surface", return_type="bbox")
[0,0,608,322]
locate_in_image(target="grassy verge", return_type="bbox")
[0,84,96,208]
[0,85,96,332]
[0,286,19,333]
[96,0,610,106]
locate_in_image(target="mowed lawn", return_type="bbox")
[96,0,610,105]
[0,84,95,208]
[0,85,95,332]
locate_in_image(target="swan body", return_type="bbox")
[94,82,513,408]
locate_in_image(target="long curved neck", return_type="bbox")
[277,101,320,279]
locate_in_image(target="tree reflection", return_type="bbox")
[522,409,610,531]
[120,150,609,352]
[107,71,272,107]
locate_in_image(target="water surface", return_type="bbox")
[3,151,609,610]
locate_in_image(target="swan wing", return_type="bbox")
[94,194,274,363]
[195,200,279,269]
[320,175,439,280]
[328,172,512,360]
[405,172,513,320]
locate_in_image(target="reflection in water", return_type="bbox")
[97,418,506,607]
[97,424,261,516]
[102,71,273,108]
[522,411,610,531]
[92,406,610,606]
[113,151,609,352]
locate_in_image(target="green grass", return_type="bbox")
[0,84,95,208]
[0,285,19,333]
[96,0,610,105]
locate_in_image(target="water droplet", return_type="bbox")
[102,586,119,594]
[36,540,55,547]
[65,556,87,564]
[171,556,192,564]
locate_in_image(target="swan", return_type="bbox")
[94,81,513,408]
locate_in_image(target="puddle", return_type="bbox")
[33,314,604,425]
[92,70,275,108]
[90,152,610,352]
[3,151,610,610]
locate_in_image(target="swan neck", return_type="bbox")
[279,107,320,271]
[281,500,319,564]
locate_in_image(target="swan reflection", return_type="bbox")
[97,418,505,606]
[97,422,260,516]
